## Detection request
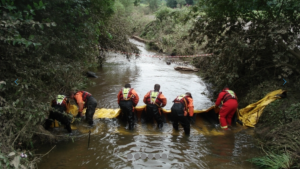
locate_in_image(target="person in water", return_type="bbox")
[215,87,238,130]
[45,94,72,133]
[117,83,139,130]
[171,92,194,135]
[143,84,167,129]
[69,90,97,126]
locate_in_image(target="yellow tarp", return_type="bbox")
[238,89,286,127]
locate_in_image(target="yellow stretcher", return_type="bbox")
[238,89,286,127]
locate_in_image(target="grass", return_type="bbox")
[248,151,293,169]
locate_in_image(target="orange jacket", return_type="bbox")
[143,91,167,107]
[74,91,91,112]
[186,97,194,117]
[117,88,139,106]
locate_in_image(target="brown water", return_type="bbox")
[37,39,260,169]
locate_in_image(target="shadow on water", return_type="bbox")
[37,39,260,169]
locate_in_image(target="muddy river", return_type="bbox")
[37,39,260,169]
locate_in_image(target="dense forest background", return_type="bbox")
[1,0,299,168]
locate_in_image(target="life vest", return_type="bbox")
[120,88,134,101]
[74,91,92,105]
[52,95,67,107]
[174,94,189,108]
[222,90,236,103]
[146,90,163,105]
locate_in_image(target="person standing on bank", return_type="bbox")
[117,83,139,130]
[215,87,238,130]
[171,92,194,135]
[69,90,97,126]
[45,94,72,133]
[143,84,167,129]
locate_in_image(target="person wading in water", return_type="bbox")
[117,83,139,130]
[143,84,167,129]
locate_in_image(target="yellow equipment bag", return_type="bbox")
[238,89,286,127]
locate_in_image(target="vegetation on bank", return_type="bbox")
[134,6,204,56]
[0,0,138,168]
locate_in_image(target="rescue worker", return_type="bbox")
[45,94,72,133]
[117,83,139,130]
[171,92,194,135]
[69,90,97,126]
[143,84,167,129]
[215,87,238,130]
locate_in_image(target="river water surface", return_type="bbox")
[37,39,260,169]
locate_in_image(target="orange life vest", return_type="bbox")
[145,90,163,105]
[119,88,134,101]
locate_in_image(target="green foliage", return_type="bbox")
[0,0,142,167]
[155,6,172,22]
[167,0,177,8]
[140,6,199,55]
[248,152,293,169]
[176,0,186,8]
[185,0,193,5]
[134,0,141,6]
[190,0,300,97]
[147,0,160,11]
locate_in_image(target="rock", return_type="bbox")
[86,71,98,78]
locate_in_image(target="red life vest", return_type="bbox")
[222,90,237,103]
[145,90,163,105]
[120,88,134,101]
[173,94,190,110]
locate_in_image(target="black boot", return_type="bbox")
[158,122,163,129]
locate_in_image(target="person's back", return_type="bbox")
[171,92,194,135]
[143,84,167,129]
[117,84,139,130]
[70,90,97,126]
[45,95,72,133]
[215,87,238,130]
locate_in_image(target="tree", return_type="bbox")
[148,0,160,11]
[134,0,141,6]
[189,0,300,93]
[185,0,193,5]
[167,0,177,8]
[176,0,186,8]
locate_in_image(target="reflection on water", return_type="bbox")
[37,39,260,169]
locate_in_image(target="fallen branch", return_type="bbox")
[41,145,56,158]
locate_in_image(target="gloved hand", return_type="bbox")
[76,112,82,118]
